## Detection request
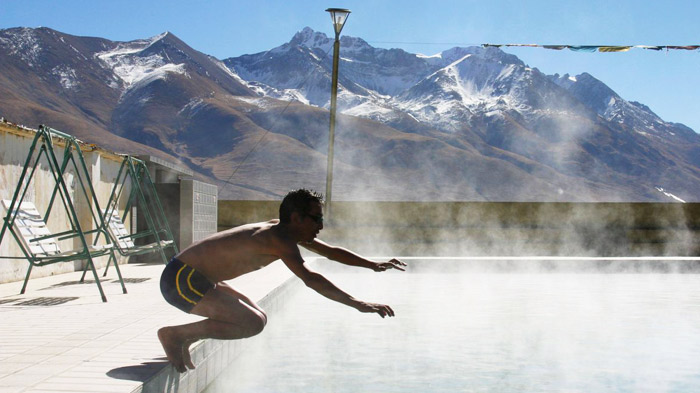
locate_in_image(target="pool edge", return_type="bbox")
[137,262,303,393]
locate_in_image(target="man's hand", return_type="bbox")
[373,258,407,272]
[356,301,396,318]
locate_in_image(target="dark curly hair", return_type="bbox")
[279,189,324,224]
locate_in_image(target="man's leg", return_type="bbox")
[158,286,267,372]
[215,281,268,323]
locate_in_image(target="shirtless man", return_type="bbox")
[158,188,406,372]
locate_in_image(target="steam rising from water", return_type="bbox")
[321,201,698,264]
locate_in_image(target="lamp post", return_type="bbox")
[324,8,351,221]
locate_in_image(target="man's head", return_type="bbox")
[279,188,324,224]
[279,189,324,242]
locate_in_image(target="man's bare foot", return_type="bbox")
[158,327,187,373]
[183,339,197,370]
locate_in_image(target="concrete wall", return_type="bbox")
[180,179,218,249]
[219,200,700,257]
[0,122,129,283]
[153,179,217,253]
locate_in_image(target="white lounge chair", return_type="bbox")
[1,199,120,300]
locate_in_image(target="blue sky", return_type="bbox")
[3,0,699,132]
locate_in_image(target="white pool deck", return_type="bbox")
[0,260,296,393]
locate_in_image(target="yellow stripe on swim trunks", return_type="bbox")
[187,269,205,297]
[176,265,197,305]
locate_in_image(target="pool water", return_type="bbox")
[205,270,700,393]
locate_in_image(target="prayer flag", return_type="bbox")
[598,46,632,52]
[569,46,598,52]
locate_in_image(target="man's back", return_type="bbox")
[176,219,290,282]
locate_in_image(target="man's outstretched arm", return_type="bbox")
[301,239,407,272]
[303,270,395,318]
[281,249,395,318]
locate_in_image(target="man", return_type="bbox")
[158,189,406,372]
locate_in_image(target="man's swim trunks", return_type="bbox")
[160,257,214,313]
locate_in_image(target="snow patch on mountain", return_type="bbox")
[96,33,187,93]
[0,28,42,67]
[178,97,207,117]
[51,65,79,90]
[235,96,277,111]
[114,56,186,88]
[210,57,247,86]
[416,52,443,59]
[655,187,686,203]
[138,63,186,88]
[58,36,89,62]
[245,81,311,105]
[343,101,403,123]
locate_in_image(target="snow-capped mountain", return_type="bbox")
[222,28,700,202]
[551,72,697,140]
[1,27,699,201]
[227,28,696,140]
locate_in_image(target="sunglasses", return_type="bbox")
[305,213,324,224]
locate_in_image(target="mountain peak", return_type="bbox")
[339,34,372,53]
[289,27,373,54]
[551,71,621,114]
[144,31,188,50]
[290,27,332,49]
[149,31,171,42]
[437,46,525,67]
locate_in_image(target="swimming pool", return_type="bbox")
[205,263,700,393]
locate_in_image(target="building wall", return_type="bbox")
[0,122,128,283]
[152,179,217,253]
[185,179,218,247]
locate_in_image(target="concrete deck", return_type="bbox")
[0,260,296,393]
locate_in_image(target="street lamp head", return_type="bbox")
[325,8,351,37]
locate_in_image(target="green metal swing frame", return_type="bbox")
[82,155,178,280]
[0,125,125,302]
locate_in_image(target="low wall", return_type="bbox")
[219,200,700,257]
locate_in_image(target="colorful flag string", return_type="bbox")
[482,44,700,52]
